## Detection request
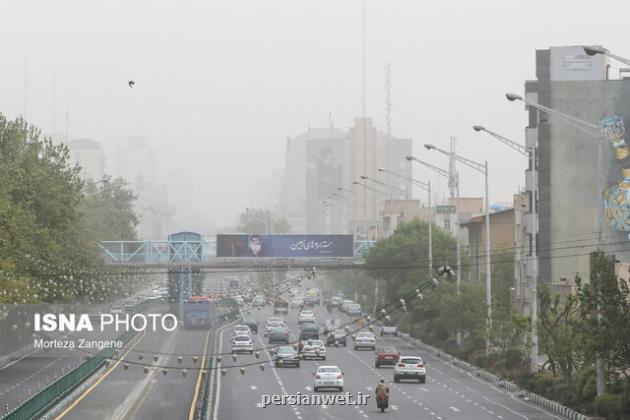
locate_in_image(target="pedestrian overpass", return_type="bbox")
[98,237,376,270]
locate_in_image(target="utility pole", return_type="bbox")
[449,136,462,346]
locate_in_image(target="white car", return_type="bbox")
[301,339,326,360]
[346,303,362,316]
[393,356,426,383]
[313,365,344,392]
[267,317,285,324]
[233,295,245,306]
[340,300,354,312]
[354,332,376,350]
[252,295,265,306]
[231,335,254,354]
[232,325,252,337]
[290,298,303,308]
[298,310,315,324]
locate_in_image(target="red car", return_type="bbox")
[375,346,400,368]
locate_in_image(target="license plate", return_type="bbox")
[384,356,393,359]
[325,382,335,385]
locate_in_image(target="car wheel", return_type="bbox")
[420,378,426,384]
[321,356,326,361]
[375,362,379,368]
[275,362,280,367]
[314,387,319,392]
[250,350,254,354]
[296,363,300,368]
[354,347,358,350]
[394,375,399,383]
[338,387,343,392]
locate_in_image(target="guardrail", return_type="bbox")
[1,330,136,420]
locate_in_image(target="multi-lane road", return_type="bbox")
[2,282,567,420]
[217,302,564,420]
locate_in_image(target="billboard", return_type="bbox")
[216,234,354,257]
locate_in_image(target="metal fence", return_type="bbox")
[1,330,136,420]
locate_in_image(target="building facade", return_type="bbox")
[68,139,105,181]
[280,119,412,235]
[524,45,630,290]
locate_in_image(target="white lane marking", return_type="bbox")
[430,366,444,375]
[465,386,476,393]
[449,406,460,412]
[482,396,530,420]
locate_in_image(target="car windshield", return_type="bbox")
[307,340,323,346]
[401,358,422,364]
[277,347,295,355]
[333,330,345,336]
[318,367,340,373]
[379,347,397,353]
[357,332,373,337]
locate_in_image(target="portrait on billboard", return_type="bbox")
[248,235,263,257]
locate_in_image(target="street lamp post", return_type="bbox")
[424,144,492,354]
[379,168,432,276]
[360,175,407,198]
[406,155,461,293]
[583,45,630,67]
[473,124,538,371]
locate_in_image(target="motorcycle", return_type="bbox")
[376,395,388,412]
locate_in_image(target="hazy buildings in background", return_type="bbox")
[277,117,412,236]
[523,45,630,293]
[67,139,105,181]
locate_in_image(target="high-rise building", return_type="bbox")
[280,119,412,235]
[523,45,630,293]
[67,139,105,181]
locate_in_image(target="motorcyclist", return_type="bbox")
[375,379,389,412]
[326,302,333,313]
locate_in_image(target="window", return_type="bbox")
[444,219,450,230]
[527,233,533,256]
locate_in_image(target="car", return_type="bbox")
[298,310,315,324]
[313,365,344,392]
[301,339,326,360]
[232,325,252,337]
[267,317,285,324]
[326,329,347,347]
[252,295,265,306]
[231,335,254,354]
[269,327,291,344]
[375,346,401,368]
[290,298,303,308]
[271,346,300,368]
[240,318,258,334]
[299,323,320,340]
[110,304,124,315]
[393,356,426,383]
[381,325,398,337]
[264,321,285,336]
[340,300,354,313]
[330,296,343,307]
[324,319,341,334]
[233,295,245,306]
[354,332,376,350]
[346,303,362,316]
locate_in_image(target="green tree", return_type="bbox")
[81,176,139,241]
[538,284,582,382]
[238,208,291,234]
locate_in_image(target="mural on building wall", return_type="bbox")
[602,115,630,235]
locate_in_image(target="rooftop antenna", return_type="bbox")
[385,62,392,138]
[24,55,28,123]
[52,70,57,136]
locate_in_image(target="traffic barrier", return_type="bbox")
[1,330,136,420]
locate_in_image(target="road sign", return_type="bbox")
[435,205,456,214]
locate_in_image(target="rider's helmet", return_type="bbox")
[380,379,385,383]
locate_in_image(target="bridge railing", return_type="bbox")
[99,240,377,263]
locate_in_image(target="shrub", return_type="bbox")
[594,394,623,420]
[577,367,597,403]
[531,372,555,398]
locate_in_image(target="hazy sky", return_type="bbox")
[2,0,630,227]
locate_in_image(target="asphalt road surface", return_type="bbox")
[216,302,564,420]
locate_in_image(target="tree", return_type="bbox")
[238,208,291,234]
[81,176,139,241]
[538,284,582,382]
